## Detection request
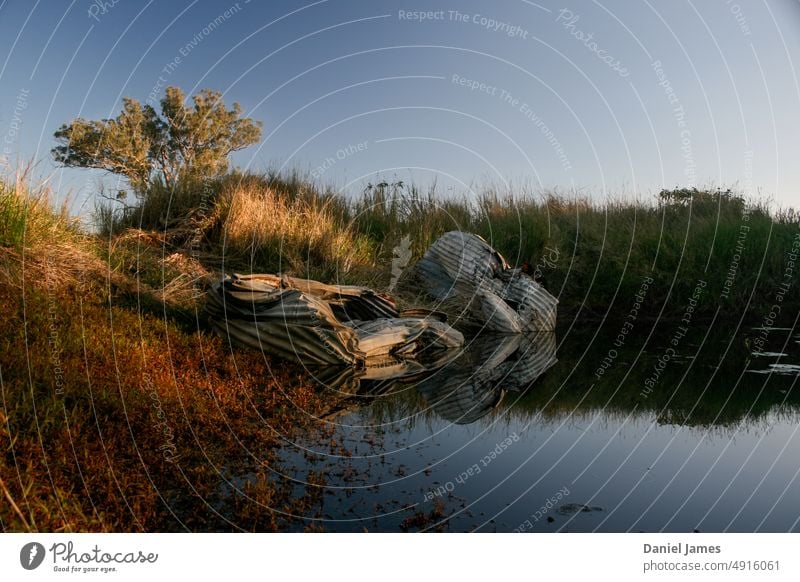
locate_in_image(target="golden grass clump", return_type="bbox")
[0,170,106,292]
[217,182,374,278]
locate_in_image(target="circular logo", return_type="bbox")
[20,542,46,570]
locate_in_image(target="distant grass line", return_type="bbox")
[99,172,800,322]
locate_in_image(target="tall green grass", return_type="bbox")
[96,174,800,321]
[348,183,796,321]
[0,173,77,250]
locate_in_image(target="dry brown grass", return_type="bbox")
[0,253,332,532]
[1,175,333,531]
[216,182,374,279]
[104,229,213,310]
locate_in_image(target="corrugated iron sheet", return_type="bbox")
[205,232,558,371]
[406,231,558,332]
[316,331,558,424]
[206,273,464,367]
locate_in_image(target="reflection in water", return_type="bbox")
[747,333,800,376]
[749,364,800,375]
[314,332,557,425]
[265,325,800,532]
[417,333,557,424]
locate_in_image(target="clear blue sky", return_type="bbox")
[1,0,799,212]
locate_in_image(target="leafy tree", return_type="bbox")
[52,86,262,194]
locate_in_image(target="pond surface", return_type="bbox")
[269,323,800,532]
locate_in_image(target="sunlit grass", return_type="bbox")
[0,169,78,250]
[96,172,800,319]
[0,173,331,532]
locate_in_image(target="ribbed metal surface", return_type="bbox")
[417,331,557,424]
[314,331,557,424]
[409,231,558,332]
[206,273,464,367]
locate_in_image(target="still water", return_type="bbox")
[270,324,800,532]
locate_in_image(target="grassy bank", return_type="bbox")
[0,176,333,531]
[103,173,800,322]
[2,170,799,531]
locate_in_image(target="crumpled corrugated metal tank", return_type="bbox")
[404,231,558,333]
[206,273,464,367]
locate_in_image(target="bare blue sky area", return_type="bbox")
[1,0,799,211]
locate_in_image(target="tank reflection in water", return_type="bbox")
[251,326,800,532]
[313,332,557,426]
